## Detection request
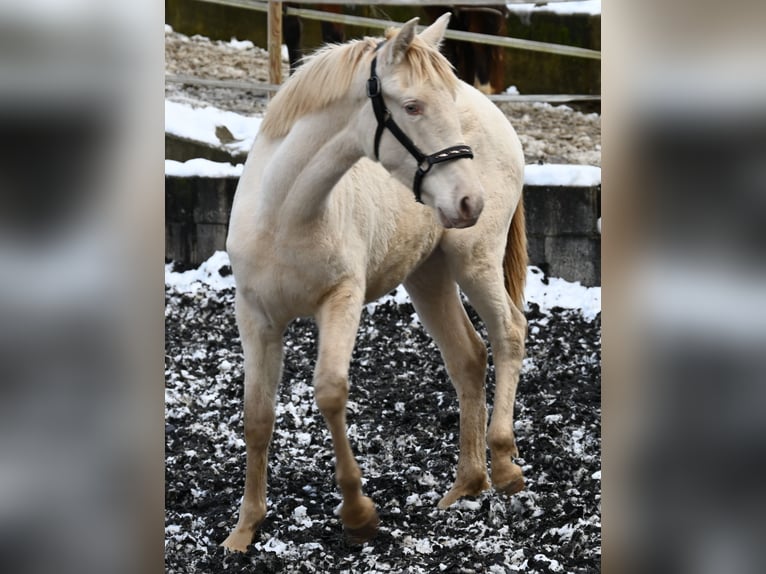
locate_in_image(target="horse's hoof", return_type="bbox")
[495,474,525,496]
[492,459,525,496]
[437,475,491,509]
[221,528,255,553]
[343,512,380,545]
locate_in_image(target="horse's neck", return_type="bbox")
[262,101,365,223]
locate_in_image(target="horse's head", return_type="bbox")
[364,15,484,229]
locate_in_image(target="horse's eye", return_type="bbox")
[404,102,422,115]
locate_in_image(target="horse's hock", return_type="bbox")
[165,176,601,286]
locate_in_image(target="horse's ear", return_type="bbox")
[383,17,419,65]
[419,13,451,50]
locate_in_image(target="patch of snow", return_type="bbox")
[165,250,235,293]
[295,432,312,446]
[454,499,481,511]
[405,493,421,506]
[505,85,520,95]
[164,99,261,154]
[507,1,601,16]
[524,163,601,186]
[228,37,254,50]
[166,253,600,321]
[549,522,577,543]
[262,537,289,555]
[521,357,536,374]
[525,266,601,321]
[165,158,243,177]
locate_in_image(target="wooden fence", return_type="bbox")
[178,0,601,100]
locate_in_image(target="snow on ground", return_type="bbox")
[165,158,244,178]
[165,252,601,573]
[164,101,600,185]
[164,153,602,189]
[164,251,235,293]
[165,99,260,154]
[166,251,600,322]
[524,164,601,187]
[507,1,601,16]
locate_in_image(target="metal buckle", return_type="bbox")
[366,76,381,98]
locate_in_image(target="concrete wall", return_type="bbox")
[525,184,601,286]
[165,176,601,285]
[165,176,238,268]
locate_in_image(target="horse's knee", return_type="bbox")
[314,373,348,417]
[244,404,276,450]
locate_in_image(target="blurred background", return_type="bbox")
[604,1,766,572]
[0,1,162,573]
[1,0,765,572]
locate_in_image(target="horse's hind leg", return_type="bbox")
[454,265,527,496]
[404,252,491,509]
[313,283,379,543]
[222,293,286,552]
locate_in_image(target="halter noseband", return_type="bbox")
[366,54,474,204]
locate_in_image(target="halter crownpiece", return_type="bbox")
[366,54,474,204]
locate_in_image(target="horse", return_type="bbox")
[222,14,527,552]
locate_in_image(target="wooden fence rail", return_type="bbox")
[165,73,600,104]
[179,0,600,97]
[191,0,601,86]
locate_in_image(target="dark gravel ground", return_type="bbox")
[165,269,601,573]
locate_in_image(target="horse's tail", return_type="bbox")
[503,194,527,310]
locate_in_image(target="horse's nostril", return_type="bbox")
[460,196,472,218]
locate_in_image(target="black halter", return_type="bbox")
[366,55,474,204]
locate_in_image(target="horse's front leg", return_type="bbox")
[221,293,286,552]
[314,283,379,543]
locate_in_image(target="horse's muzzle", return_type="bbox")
[438,207,480,229]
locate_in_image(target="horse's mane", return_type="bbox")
[260,29,459,139]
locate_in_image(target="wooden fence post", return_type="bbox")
[268,1,282,87]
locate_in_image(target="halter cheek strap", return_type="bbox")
[366,55,473,204]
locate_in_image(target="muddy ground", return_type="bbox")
[165,276,601,573]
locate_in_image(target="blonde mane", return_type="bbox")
[260,30,459,139]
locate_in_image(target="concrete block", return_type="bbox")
[523,184,600,236]
[543,235,600,287]
[165,176,238,267]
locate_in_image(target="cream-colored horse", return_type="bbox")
[223,14,527,551]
